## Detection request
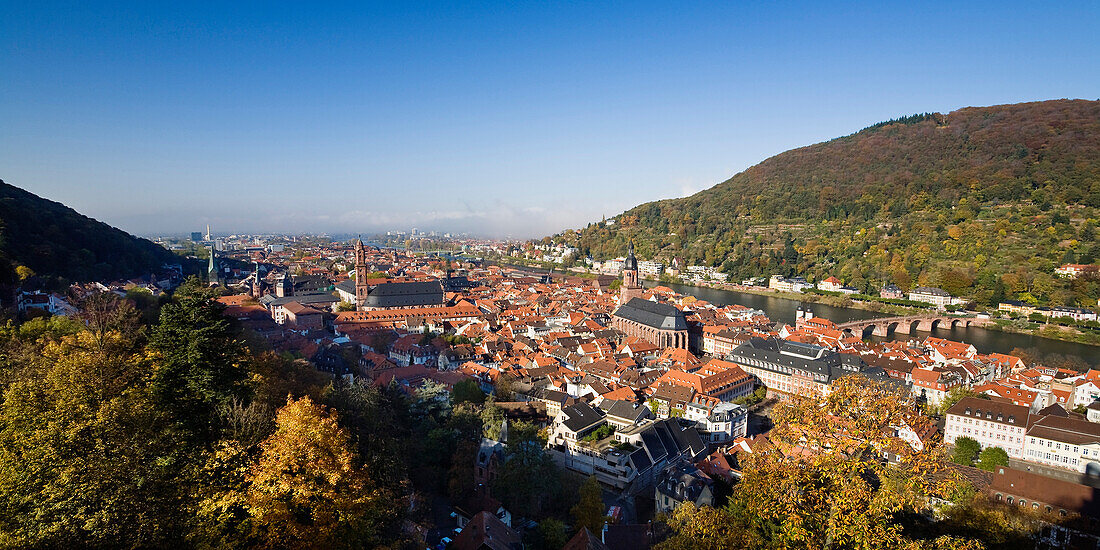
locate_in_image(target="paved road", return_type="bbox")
[747,399,777,437]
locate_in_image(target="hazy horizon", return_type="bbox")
[3,2,1099,239]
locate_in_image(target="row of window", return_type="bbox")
[1026,449,1080,466]
[955,416,1022,433]
[994,494,1067,516]
[950,425,1023,445]
[1026,436,1091,455]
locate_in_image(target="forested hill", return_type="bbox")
[558,99,1100,308]
[0,179,177,284]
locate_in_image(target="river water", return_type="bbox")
[654,282,1100,367]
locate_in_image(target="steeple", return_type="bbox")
[207,246,219,283]
[354,235,369,308]
[252,260,263,298]
[625,239,638,272]
[620,239,642,303]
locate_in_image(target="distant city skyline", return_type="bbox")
[3,2,1099,238]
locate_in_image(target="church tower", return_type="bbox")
[354,237,369,307]
[251,261,263,298]
[207,246,220,285]
[620,240,643,303]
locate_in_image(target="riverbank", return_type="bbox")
[651,278,1100,349]
[641,278,925,317]
[484,260,1100,350]
[982,318,1100,347]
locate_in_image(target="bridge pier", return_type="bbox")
[871,324,888,337]
[917,319,936,332]
[894,322,910,335]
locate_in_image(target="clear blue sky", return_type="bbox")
[2,1,1098,238]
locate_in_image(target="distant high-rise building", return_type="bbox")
[191,232,203,242]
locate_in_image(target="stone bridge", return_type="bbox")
[836,314,989,338]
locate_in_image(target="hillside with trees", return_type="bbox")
[558,99,1100,309]
[0,179,178,286]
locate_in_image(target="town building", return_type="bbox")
[654,462,714,514]
[944,397,1029,459]
[1055,264,1100,279]
[612,298,689,350]
[1024,413,1100,474]
[908,286,963,308]
[726,337,885,398]
[769,275,812,293]
[880,284,905,300]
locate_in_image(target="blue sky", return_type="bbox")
[2,1,1098,238]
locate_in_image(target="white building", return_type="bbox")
[908,286,965,308]
[683,401,747,444]
[944,397,1028,459]
[769,275,812,293]
[638,260,665,278]
[17,291,78,316]
[1024,414,1100,474]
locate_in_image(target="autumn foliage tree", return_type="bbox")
[570,476,606,534]
[725,375,977,549]
[246,396,393,549]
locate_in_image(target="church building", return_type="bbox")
[612,242,688,349]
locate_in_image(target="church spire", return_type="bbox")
[207,245,219,283]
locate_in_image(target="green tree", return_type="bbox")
[976,446,1009,471]
[952,437,981,466]
[492,427,563,518]
[482,400,505,441]
[570,476,606,534]
[453,378,485,405]
[150,277,247,444]
[935,387,986,416]
[532,517,568,550]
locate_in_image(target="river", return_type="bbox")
[654,282,1100,367]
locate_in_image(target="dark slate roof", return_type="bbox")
[364,281,444,309]
[560,402,606,433]
[912,286,950,297]
[654,422,678,457]
[640,430,666,462]
[442,276,475,292]
[629,447,652,472]
[600,399,651,423]
[613,298,687,331]
[668,418,707,457]
[335,279,356,295]
[292,274,330,292]
[261,292,339,308]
